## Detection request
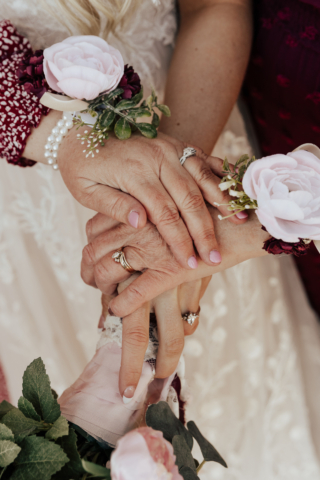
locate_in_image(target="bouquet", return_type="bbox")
[216,144,320,256]
[0,358,227,480]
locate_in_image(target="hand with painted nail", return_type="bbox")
[99,275,212,404]
[58,127,246,270]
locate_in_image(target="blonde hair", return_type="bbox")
[45,0,139,38]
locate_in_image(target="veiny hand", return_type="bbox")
[58,128,247,269]
[99,275,212,402]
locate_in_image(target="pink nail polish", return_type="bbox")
[123,386,136,404]
[128,211,139,228]
[188,256,198,269]
[209,250,222,264]
[236,211,248,220]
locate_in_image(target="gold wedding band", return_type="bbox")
[112,249,136,274]
[182,307,200,326]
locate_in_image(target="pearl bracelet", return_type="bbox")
[44,113,74,170]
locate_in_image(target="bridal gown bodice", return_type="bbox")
[1,2,320,479]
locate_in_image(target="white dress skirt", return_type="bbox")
[0,1,320,479]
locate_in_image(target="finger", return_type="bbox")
[80,183,147,229]
[99,293,116,328]
[93,251,132,296]
[160,155,221,266]
[127,175,197,269]
[183,154,248,223]
[154,289,185,378]
[86,213,119,242]
[178,280,202,336]
[119,301,150,402]
[108,269,186,318]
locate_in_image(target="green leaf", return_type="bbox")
[52,428,84,480]
[234,154,249,167]
[22,358,61,423]
[10,436,68,480]
[103,88,124,103]
[51,389,58,400]
[45,416,69,441]
[1,409,42,443]
[99,110,116,128]
[187,421,227,468]
[222,157,230,172]
[0,426,13,442]
[146,402,193,450]
[17,397,41,422]
[179,466,200,480]
[0,402,15,422]
[0,441,21,468]
[116,99,137,110]
[157,104,171,117]
[152,112,160,127]
[136,122,157,139]
[82,459,111,478]
[172,435,196,472]
[128,108,152,118]
[114,117,131,140]
[131,88,144,105]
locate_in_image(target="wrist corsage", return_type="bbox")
[39,35,170,162]
[216,145,320,256]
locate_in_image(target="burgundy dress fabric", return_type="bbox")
[243,0,320,317]
[0,363,10,403]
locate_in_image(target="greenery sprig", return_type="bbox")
[0,358,227,480]
[73,87,171,157]
[215,154,258,219]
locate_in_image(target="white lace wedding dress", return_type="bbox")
[1,1,320,479]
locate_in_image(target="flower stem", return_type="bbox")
[197,460,206,473]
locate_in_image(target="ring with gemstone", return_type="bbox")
[112,249,136,274]
[179,147,197,166]
[182,307,200,326]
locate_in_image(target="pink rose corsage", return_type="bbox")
[38,35,170,157]
[216,145,320,256]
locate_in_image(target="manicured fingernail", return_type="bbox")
[236,211,248,219]
[108,307,115,316]
[209,250,222,264]
[123,386,135,404]
[188,256,198,269]
[128,210,139,228]
[235,167,239,173]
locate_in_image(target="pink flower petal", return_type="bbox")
[57,78,101,100]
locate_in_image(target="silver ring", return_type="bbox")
[179,147,197,166]
[112,249,136,274]
[182,307,200,326]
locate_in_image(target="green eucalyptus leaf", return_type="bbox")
[114,117,131,140]
[129,108,152,118]
[1,409,42,443]
[136,122,157,139]
[157,104,171,117]
[187,421,227,468]
[52,429,84,480]
[82,459,111,478]
[0,402,15,422]
[0,426,13,442]
[45,416,69,441]
[146,402,193,450]
[179,466,200,480]
[152,112,160,127]
[172,435,196,472]
[22,358,61,423]
[0,441,21,468]
[17,397,41,422]
[99,110,116,128]
[10,436,68,480]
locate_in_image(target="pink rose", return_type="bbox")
[43,35,124,100]
[242,150,320,242]
[110,427,182,480]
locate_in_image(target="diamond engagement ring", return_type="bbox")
[112,249,136,273]
[182,307,200,326]
[179,147,197,166]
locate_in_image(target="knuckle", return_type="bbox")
[80,262,96,287]
[82,243,96,267]
[196,166,216,184]
[124,326,149,349]
[94,262,110,285]
[197,227,216,244]
[85,218,93,241]
[157,204,181,228]
[182,190,205,212]
[164,336,185,358]
[109,194,130,222]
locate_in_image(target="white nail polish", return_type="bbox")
[122,395,132,404]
